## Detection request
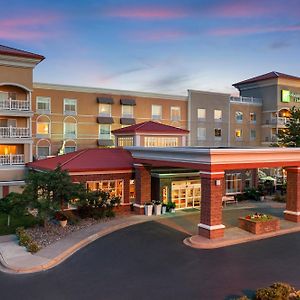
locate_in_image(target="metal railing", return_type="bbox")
[0,99,30,111]
[269,117,288,125]
[0,127,30,138]
[0,154,25,165]
[230,96,262,105]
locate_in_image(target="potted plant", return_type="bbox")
[167,202,176,213]
[153,201,162,216]
[161,203,167,214]
[55,212,68,227]
[144,202,153,216]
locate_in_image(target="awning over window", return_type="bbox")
[120,98,136,106]
[120,118,136,125]
[97,117,114,124]
[97,97,114,104]
[97,139,114,147]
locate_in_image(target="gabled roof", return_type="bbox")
[27,148,134,173]
[0,45,45,61]
[233,71,300,87]
[112,121,189,135]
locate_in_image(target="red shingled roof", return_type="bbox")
[233,71,300,87]
[0,45,45,61]
[27,148,134,172]
[112,121,189,135]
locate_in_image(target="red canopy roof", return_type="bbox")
[0,45,45,61]
[112,121,189,135]
[233,71,300,87]
[27,148,134,173]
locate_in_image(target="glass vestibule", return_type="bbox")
[171,180,201,209]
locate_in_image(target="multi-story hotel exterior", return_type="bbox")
[1,44,300,199]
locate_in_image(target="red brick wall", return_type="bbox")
[71,172,133,204]
[285,167,300,222]
[134,165,151,205]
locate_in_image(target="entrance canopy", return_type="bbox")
[127,147,300,171]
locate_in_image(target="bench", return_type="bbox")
[222,195,237,207]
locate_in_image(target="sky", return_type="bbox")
[1,0,300,96]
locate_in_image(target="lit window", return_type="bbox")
[226,173,242,194]
[37,122,49,135]
[152,105,162,120]
[250,112,256,123]
[118,137,134,147]
[122,105,134,118]
[99,104,111,117]
[197,127,206,141]
[37,146,50,158]
[214,110,222,121]
[235,111,243,122]
[235,129,242,140]
[99,124,111,139]
[64,99,77,115]
[250,129,256,140]
[171,107,181,121]
[37,97,50,112]
[64,122,77,138]
[197,108,206,120]
[144,137,178,147]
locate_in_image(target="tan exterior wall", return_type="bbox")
[0,65,33,90]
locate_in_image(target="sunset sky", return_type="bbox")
[1,0,300,95]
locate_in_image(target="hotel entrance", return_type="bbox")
[171,180,201,209]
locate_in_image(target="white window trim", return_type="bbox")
[99,103,112,117]
[170,106,181,121]
[36,115,51,137]
[214,109,222,122]
[197,108,206,120]
[63,122,77,138]
[121,105,134,118]
[36,97,51,113]
[197,127,206,141]
[151,105,162,120]
[99,124,112,139]
[64,98,77,115]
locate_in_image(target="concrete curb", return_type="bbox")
[183,224,300,250]
[0,218,149,274]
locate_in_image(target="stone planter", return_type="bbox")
[144,204,153,216]
[154,204,162,215]
[162,205,167,214]
[239,217,280,235]
[59,219,68,227]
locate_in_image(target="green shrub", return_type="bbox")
[27,242,40,253]
[105,209,115,218]
[92,209,106,220]
[15,226,25,238]
[61,210,81,224]
[255,282,294,300]
[272,194,286,203]
[18,234,32,247]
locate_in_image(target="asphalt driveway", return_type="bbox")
[0,220,300,300]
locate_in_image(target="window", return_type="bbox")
[144,137,178,147]
[250,112,256,123]
[197,108,206,120]
[250,129,256,141]
[171,107,181,121]
[36,97,50,112]
[64,99,77,115]
[152,105,162,120]
[235,111,243,122]
[64,122,77,138]
[99,104,111,117]
[122,105,134,118]
[214,109,222,121]
[118,137,134,147]
[37,146,50,158]
[226,173,242,194]
[99,124,111,139]
[197,127,206,141]
[235,129,243,140]
[214,128,222,140]
[37,122,50,135]
[65,146,76,153]
[245,170,253,189]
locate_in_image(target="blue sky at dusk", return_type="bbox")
[1,0,300,95]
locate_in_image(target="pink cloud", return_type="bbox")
[127,30,190,42]
[0,13,62,41]
[104,6,187,20]
[209,24,300,36]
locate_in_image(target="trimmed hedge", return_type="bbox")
[15,226,40,254]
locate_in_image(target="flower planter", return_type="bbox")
[59,219,68,227]
[239,217,280,235]
[154,204,162,215]
[144,204,153,216]
[162,206,167,214]
[170,208,176,213]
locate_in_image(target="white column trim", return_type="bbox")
[198,223,225,230]
[133,203,145,208]
[284,210,300,216]
[199,171,225,175]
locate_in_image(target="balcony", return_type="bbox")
[230,96,262,105]
[0,99,30,111]
[0,154,25,166]
[267,117,288,126]
[0,127,30,138]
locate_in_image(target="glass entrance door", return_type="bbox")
[171,180,201,209]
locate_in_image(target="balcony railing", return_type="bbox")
[230,96,262,105]
[0,154,25,165]
[0,127,30,138]
[0,99,30,111]
[269,117,288,125]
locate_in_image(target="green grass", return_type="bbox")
[0,213,39,235]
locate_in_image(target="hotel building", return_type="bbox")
[1,44,300,203]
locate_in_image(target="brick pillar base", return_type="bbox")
[2,186,9,198]
[284,167,300,223]
[199,171,225,239]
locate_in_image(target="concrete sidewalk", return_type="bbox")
[0,215,151,274]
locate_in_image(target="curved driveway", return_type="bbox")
[1,221,300,300]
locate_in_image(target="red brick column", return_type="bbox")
[134,164,151,214]
[2,186,9,198]
[198,171,225,239]
[284,167,300,222]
